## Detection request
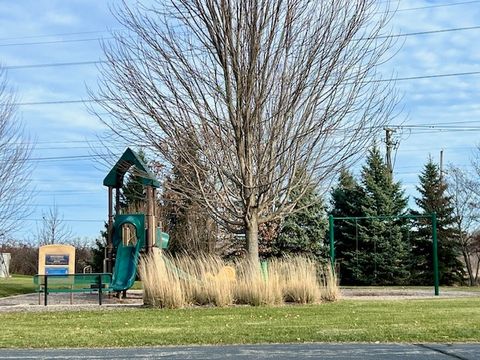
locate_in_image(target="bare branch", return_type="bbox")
[36,203,73,246]
[92,0,399,260]
[0,67,34,240]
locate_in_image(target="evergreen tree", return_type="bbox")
[273,183,327,259]
[354,147,409,285]
[91,223,108,272]
[119,149,148,212]
[162,145,218,255]
[413,158,465,285]
[330,168,365,284]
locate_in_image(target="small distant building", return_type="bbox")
[0,253,11,278]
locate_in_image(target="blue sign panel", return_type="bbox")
[45,267,69,275]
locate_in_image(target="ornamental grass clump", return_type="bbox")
[139,253,340,308]
[234,259,283,306]
[138,250,185,309]
[279,256,321,304]
[176,255,234,307]
[320,264,341,302]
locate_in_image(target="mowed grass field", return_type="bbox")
[0,275,35,297]
[0,298,479,348]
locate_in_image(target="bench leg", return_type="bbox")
[98,275,103,306]
[44,276,48,306]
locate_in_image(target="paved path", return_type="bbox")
[1,288,478,309]
[0,291,143,312]
[0,344,478,359]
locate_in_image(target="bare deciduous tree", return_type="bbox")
[447,165,480,285]
[0,67,33,241]
[36,203,73,245]
[93,0,398,261]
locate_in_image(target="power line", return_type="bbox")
[400,146,476,152]
[4,60,107,70]
[36,192,101,196]
[23,203,104,208]
[372,25,480,40]
[390,124,480,130]
[21,218,104,223]
[13,99,95,106]
[3,154,120,163]
[0,0,479,49]
[396,0,480,12]
[0,29,122,42]
[399,120,480,126]
[13,139,104,145]
[0,37,113,48]
[32,145,113,151]
[11,69,480,107]
[4,24,480,70]
[373,70,480,83]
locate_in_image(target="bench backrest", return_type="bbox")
[33,273,112,292]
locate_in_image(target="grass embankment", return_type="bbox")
[0,275,35,297]
[0,298,479,348]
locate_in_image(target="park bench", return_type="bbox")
[33,273,112,306]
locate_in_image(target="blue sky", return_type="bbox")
[0,0,479,243]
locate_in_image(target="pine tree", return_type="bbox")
[354,147,409,285]
[162,145,218,255]
[91,224,107,272]
[273,183,327,259]
[119,149,147,212]
[330,168,365,284]
[413,158,465,285]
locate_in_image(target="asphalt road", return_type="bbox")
[0,343,478,359]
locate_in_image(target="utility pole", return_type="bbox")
[440,149,444,183]
[384,127,396,175]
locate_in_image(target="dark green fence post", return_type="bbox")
[329,215,335,270]
[44,275,48,306]
[98,274,103,305]
[432,212,439,296]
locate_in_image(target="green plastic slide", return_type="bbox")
[110,214,145,292]
[111,238,142,291]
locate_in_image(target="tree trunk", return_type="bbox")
[462,249,474,286]
[245,212,259,263]
[475,254,480,285]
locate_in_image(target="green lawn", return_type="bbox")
[341,285,480,293]
[0,275,35,297]
[0,298,479,348]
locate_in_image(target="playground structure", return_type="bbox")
[103,148,169,292]
[33,148,169,304]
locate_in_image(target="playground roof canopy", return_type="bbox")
[103,147,160,188]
